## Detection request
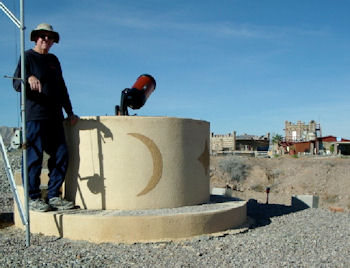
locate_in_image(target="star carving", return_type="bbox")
[198,140,209,175]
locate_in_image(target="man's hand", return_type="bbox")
[28,75,42,92]
[67,114,79,126]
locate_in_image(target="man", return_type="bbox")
[13,23,78,212]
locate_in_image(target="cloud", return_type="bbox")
[109,16,266,39]
[61,4,268,40]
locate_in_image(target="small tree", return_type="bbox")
[272,134,283,145]
[271,134,284,155]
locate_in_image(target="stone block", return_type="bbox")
[292,194,319,209]
[211,187,232,197]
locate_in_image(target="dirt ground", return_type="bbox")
[210,155,350,212]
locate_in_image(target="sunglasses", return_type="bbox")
[38,33,55,40]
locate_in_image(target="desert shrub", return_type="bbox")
[326,161,335,168]
[266,168,282,181]
[218,156,251,184]
[250,184,265,192]
[324,194,338,204]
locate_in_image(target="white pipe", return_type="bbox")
[0,2,21,28]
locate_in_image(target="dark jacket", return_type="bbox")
[13,49,73,121]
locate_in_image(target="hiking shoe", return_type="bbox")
[49,197,75,210]
[29,199,50,212]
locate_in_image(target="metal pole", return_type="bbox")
[19,0,30,247]
[0,135,27,225]
[0,0,30,247]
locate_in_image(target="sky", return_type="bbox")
[1,0,349,138]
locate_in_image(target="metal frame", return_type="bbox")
[0,0,30,246]
[0,134,27,224]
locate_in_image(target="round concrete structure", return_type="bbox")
[64,116,210,210]
[13,116,248,243]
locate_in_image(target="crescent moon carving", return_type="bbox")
[127,133,163,196]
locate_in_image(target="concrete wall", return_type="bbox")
[64,116,210,210]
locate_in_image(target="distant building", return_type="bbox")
[279,135,350,155]
[273,120,350,156]
[284,120,321,142]
[235,133,270,151]
[210,131,236,154]
[318,136,350,155]
[336,141,350,155]
[210,131,270,155]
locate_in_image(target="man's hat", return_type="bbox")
[30,23,60,43]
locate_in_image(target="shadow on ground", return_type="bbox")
[0,212,14,229]
[210,195,309,229]
[246,199,309,228]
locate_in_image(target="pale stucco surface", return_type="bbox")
[64,116,210,210]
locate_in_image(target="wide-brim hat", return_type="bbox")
[30,23,60,43]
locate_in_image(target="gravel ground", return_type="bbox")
[1,151,350,267]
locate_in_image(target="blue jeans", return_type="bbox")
[24,120,68,200]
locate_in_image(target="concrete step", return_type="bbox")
[14,170,62,200]
[14,185,247,244]
[14,169,49,186]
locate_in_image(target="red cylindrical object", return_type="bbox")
[131,74,156,99]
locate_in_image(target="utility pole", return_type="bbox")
[0,0,30,246]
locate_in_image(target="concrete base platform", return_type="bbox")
[15,196,247,243]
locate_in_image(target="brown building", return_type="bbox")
[235,133,270,151]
